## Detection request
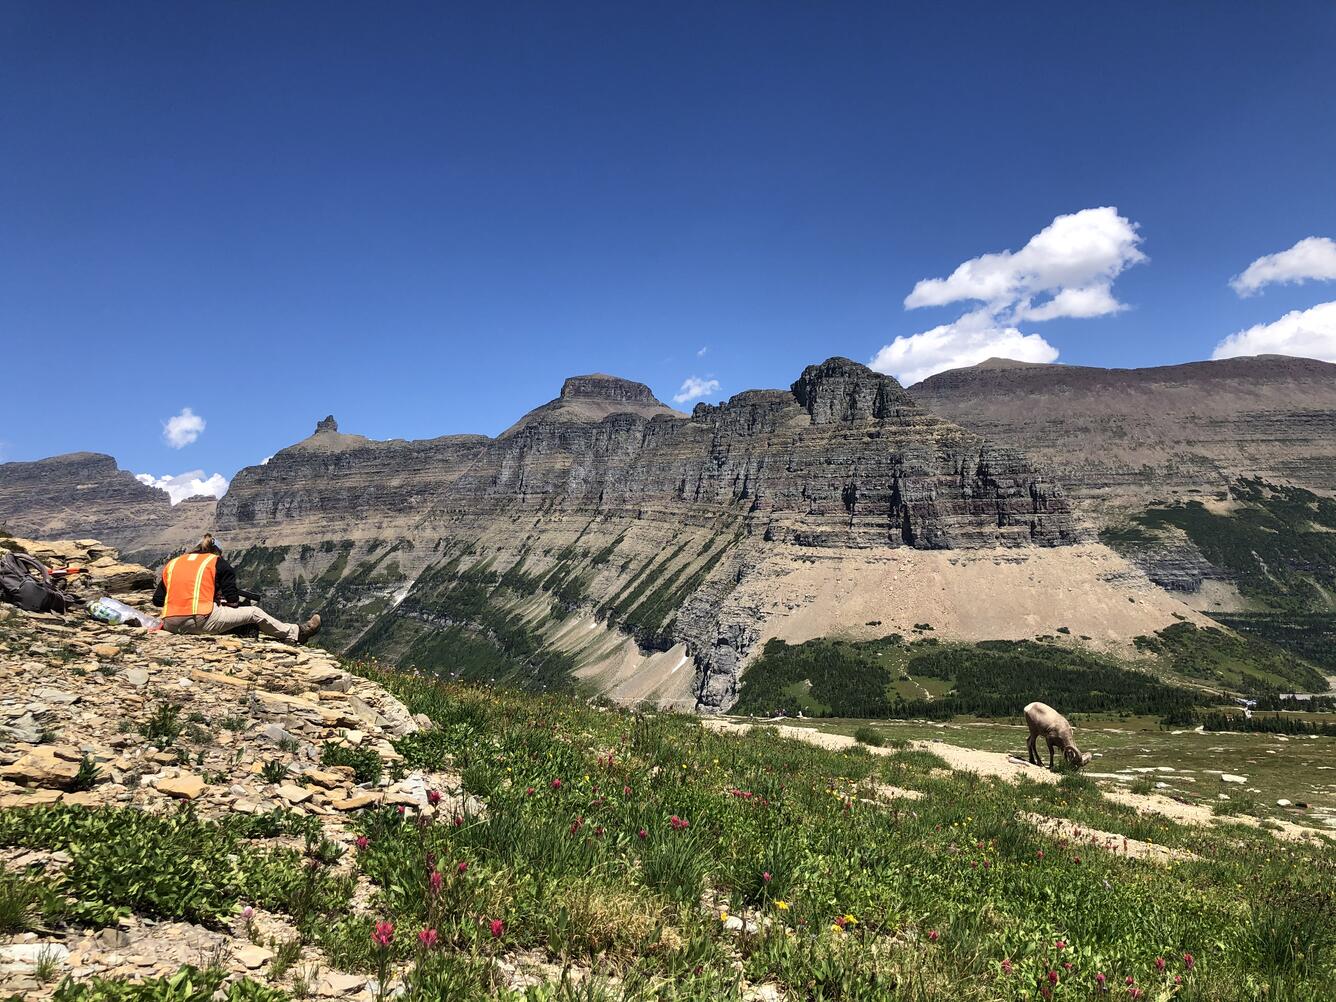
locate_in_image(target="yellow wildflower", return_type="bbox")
[774,900,790,911]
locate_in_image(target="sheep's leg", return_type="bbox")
[1027,732,1039,765]
[1047,740,1056,770]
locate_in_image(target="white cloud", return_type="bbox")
[162,407,205,448]
[904,206,1145,320]
[261,455,273,465]
[697,346,708,357]
[1230,237,1336,297]
[135,470,230,505]
[1212,301,1336,363]
[870,308,1059,386]
[673,376,721,405]
[872,207,1144,384]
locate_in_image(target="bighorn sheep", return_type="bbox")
[1023,701,1092,770]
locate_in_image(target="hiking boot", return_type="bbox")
[297,614,321,644]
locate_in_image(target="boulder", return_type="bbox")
[1,746,84,789]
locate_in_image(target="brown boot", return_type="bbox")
[297,614,321,644]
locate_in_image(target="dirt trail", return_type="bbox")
[705,718,1332,846]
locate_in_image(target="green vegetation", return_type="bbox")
[5,661,1336,999]
[51,965,289,1001]
[320,739,385,784]
[1133,621,1326,693]
[733,636,1202,719]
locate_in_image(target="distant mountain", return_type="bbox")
[911,354,1336,512]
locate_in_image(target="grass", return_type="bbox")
[6,660,1335,1000]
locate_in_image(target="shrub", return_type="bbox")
[852,726,885,747]
[320,742,383,785]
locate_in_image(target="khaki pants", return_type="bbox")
[170,604,300,643]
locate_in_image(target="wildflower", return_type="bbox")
[623,785,632,796]
[1056,940,1067,950]
[397,805,406,816]
[371,920,395,948]
[1037,850,1045,860]
[418,928,438,949]
[637,827,648,840]
[720,910,730,922]
[1183,953,1195,971]
[1047,970,1059,986]
[551,778,563,789]
[526,786,535,796]
[429,870,443,894]
[1095,972,1107,989]
[240,905,255,921]
[457,861,469,874]
[1155,957,1166,973]
[762,871,772,883]
[1174,975,1182,985]
[595,825,605,837]
[1001,958,1013,975]
[452,815,463,828]
[1074,856,1082,864]
[927,929,939,942]
[1125,976,1135,986]
[427,789,442,806]
[355,836,370,851]
[1128,990,1143,1000]
[1063,962,1073,972]
[774,900,790,911]
[569,816,584,834]
[490,918,505,939]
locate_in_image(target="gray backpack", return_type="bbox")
[0,550,73,613]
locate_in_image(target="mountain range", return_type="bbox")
[4,353,1334,710]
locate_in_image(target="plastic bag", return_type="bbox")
[88,596,162,631]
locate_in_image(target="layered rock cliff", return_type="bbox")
[0,453,214,561]
[1,358,1206,709]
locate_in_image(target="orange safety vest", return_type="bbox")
[161,553,218,619]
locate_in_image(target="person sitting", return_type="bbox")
[152,534,320,644]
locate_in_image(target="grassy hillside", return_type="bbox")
[5,665,1331,1000]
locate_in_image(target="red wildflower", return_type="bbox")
[428,870,443,894]
[1037,850,1045,860]
[1001,958,1013,975]
[526,786,535,796]
[637,827,648,840]
[490,918,505,938]
[762,871,772,883]
[371,920,395,948]
[1056,940,1067,950]
[355,836,370,851]
[1047,970,1059,986]
[397,805,406,816]
[550,778,563,790]
[417,928,438,949]
[927,929,939,942]
[1095,972,1107,989]
[623,785,632,796]
[1155,957,1166,973]
[1182,953,1194,971]
[427,790,442,806]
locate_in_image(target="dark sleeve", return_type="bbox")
[151,572,165,608]
[215,558,240,604]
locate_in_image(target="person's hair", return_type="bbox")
[193,533,222,555]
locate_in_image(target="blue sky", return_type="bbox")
[3,2,1336,499]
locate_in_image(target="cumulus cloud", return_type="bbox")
[162,407,205,448]
[869,308,1059,386]
[135,470,230,505]
[1212,301,1336,363]
[673,376,721,405]
[872,207,1145,384]
[697,346,708,357]
[1230,237,1336,297]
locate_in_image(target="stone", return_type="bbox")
[276,783,312,804]
[1277,798,1293,807]
[330,792,381,811]
[1221,774,1247,784]
[123,668,149,687]
[1,746,83,789]
[320,972,368,995]
[92,644,122,659]
[232,944,273,970]
[157,774,208,800]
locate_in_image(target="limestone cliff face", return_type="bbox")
[208,358,1086,708]
[0,453,214,561]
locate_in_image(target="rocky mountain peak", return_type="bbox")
[315,415,339,434]
[559,373,660,404]
[790,357,917,424]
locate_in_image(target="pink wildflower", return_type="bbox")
[762,871,772,883]
[637,827,648,840]
[1183,953,1195,971]
[1001,958,1013,975]
[457,861,469,874]
[927,929,939,942]
[417,927,439,949]
[1055,940,1067,950]
[371,920,394,948]
[490,918,505,938]
[550,778,563,790]
[428,870,443,894]
[1095,972,1107,989]
[427,790,442,806]
[1047,969,1059,986]
[1155,956,1166,973]
[355,836,370,851]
